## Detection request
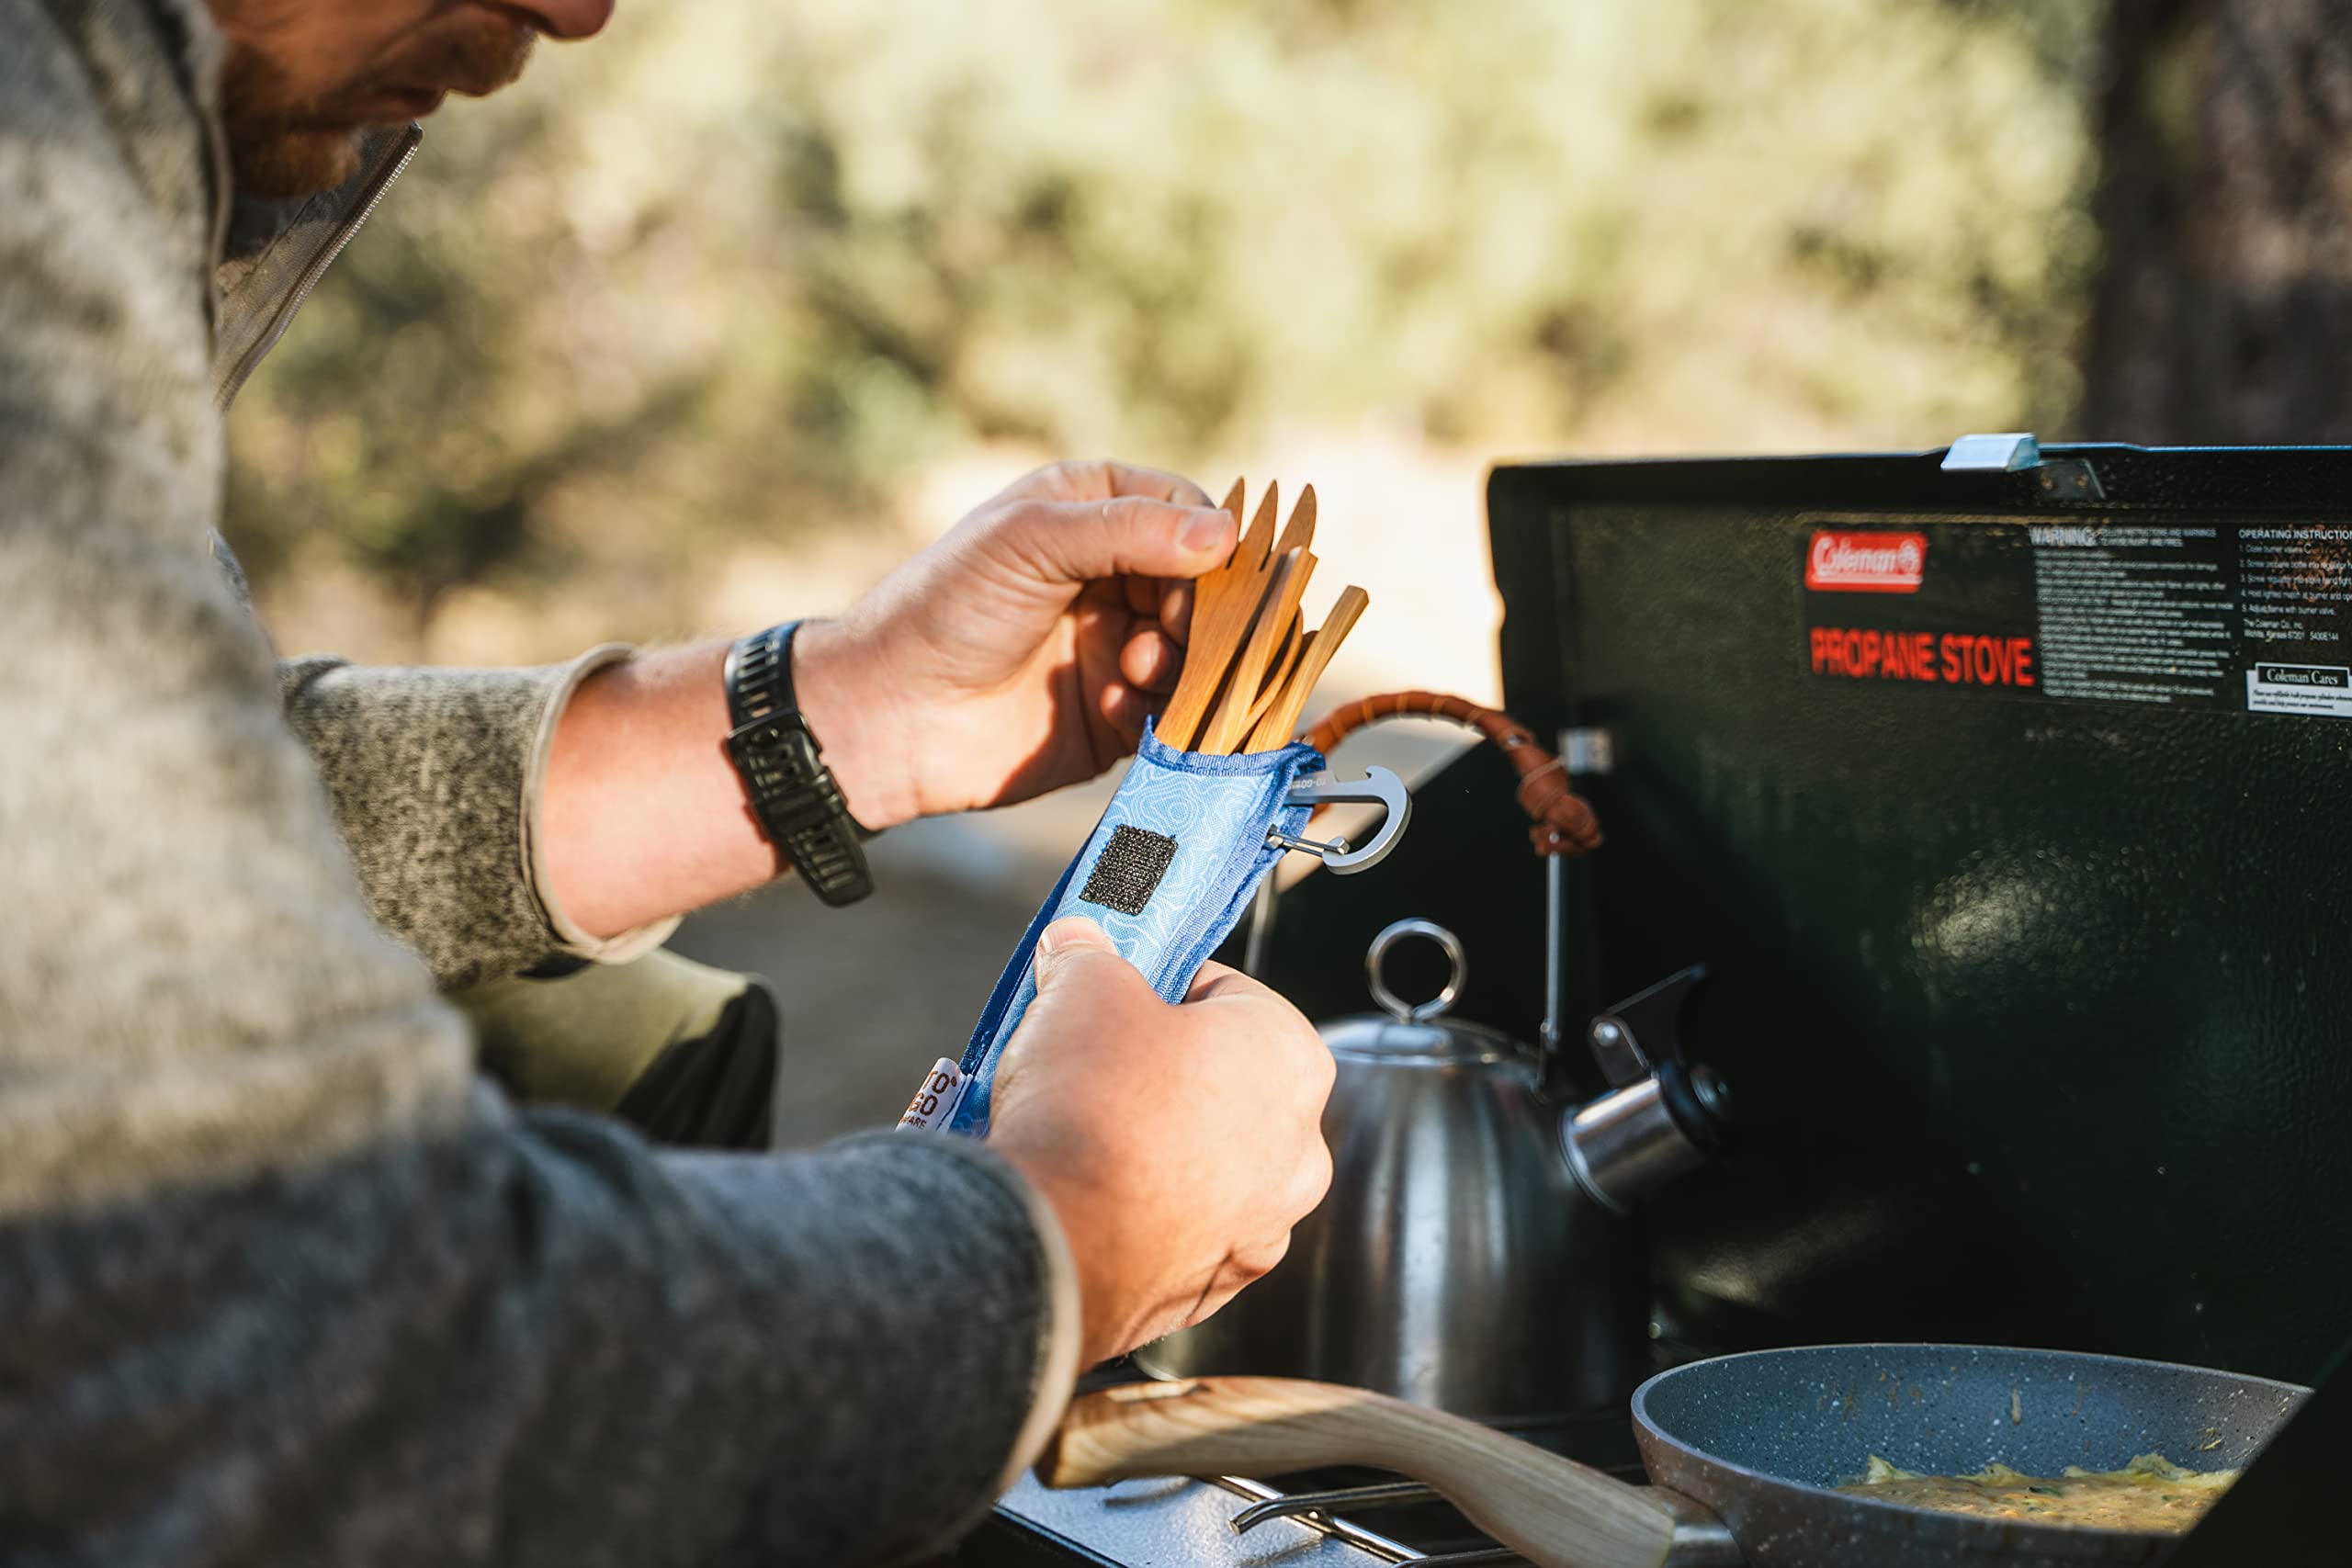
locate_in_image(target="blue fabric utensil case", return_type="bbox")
[945,720,1325,1134]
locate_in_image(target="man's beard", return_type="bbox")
[217,17,537,201]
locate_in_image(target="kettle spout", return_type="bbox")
[1559,1065,1728,1215]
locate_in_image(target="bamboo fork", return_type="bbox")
[1272,482,1317,558]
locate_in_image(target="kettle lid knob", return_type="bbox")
[1366,919,1467,1023]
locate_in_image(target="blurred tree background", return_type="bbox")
[2083,0,2352,442]
[225,0,2103,669]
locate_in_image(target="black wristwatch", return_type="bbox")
[721,622,875,907]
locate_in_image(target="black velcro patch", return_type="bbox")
[1080,826,1179,916]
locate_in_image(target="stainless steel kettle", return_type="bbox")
[1137,918,1727,1437]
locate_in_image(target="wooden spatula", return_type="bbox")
[1246,584,1369,751]
[1041,1376,1687,1568]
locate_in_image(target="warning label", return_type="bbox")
[1797,516,2352,720]
[2030,524,2234,706]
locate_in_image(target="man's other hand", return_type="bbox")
[792,461,1238,829]
[541,460,1236,938]
[987,917,1336,1367]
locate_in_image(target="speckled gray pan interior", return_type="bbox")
[1631,1344,2309,1568]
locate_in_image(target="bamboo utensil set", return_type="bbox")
[891,480,1385,1142]
[1157,479,1370,755]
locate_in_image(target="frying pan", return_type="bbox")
[1039,1346,2311,1568]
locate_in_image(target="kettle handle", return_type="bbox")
[1366,919,1466,1022]
[1302,691,1600,858]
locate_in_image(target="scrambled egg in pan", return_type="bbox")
[1837,1452,2238,1532]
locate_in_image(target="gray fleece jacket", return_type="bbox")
[0,3,1077,1563]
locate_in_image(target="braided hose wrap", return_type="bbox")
[1301,690,1600,857]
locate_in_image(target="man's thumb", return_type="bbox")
[1024,497,1235,584]
[1034,915,1128,987]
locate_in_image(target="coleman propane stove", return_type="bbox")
[947,437,2352,1568]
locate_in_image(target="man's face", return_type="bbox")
[209,1,615,199]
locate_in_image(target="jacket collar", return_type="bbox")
[158,0,418,409]
[210,123,424,409]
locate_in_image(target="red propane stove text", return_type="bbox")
[1810,627,2037,688]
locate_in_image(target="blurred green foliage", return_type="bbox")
[225,0,2100,641]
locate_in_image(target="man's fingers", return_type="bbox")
[1286,1134,1334,1223]
[1009,496,1236,587]
[1182,956,1276,1004]
[1120,626,1182,693]
[1040,459,1216,508]
[1033,915,1146,993]
[1233,1232,1294,1282]
[1159,580,1195,644]
[1099,682,1153,740]
[1184,1236,1295,1329]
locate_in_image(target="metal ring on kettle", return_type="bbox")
[1365,919,1466,1023]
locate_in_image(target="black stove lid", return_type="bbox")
[1476,439,2352,1383]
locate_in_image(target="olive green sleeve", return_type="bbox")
[457,948,781,1150]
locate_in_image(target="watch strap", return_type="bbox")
[722,622,875,907]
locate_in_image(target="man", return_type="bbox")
[0,2,1336,1564]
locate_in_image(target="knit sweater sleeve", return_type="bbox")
[0,1089,1083,1568]
[277,649,681,989]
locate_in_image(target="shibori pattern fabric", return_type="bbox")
[948,722,1325,1135]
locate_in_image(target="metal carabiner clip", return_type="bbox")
[1266,764,1411,874]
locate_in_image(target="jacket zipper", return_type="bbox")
[214,125,424,408]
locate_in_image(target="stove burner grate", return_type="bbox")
[1204,1461,1642,1564]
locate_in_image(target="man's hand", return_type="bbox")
[543,460,1235,940]
[988,918,1336,1366]
[791,461,1238,829]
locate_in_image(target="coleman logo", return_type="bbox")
[1806,530,1927,592]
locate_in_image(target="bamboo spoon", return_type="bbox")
[1040,1376,1683,1568]
[1247,584,1369,750]
[1159,479,1276,750]
[1201,546,1316,753]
